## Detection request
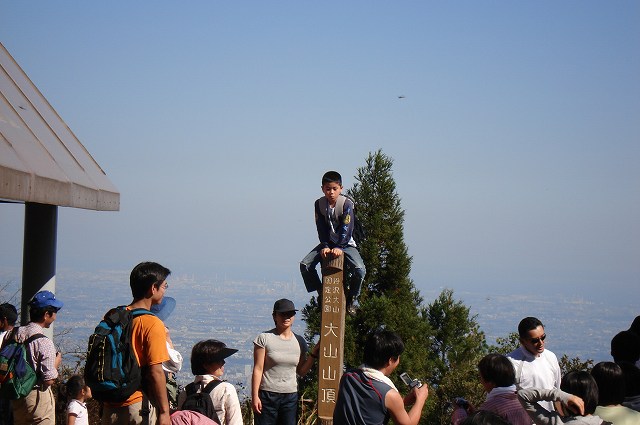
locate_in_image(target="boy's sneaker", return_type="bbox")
[346,295,357,316]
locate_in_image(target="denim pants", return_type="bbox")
[300,244,366,298]
[254,390,297,425]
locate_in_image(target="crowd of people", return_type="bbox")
[450,316,640,425]
[1,267,639,425]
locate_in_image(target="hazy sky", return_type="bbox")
[1,2,639,301]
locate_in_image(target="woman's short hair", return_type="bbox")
[591,361,625,406]
[560,371,599,415]
[478,354,516,388]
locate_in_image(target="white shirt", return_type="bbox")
[177,375,242,425]
[508,345,561,412]
[67,399,89,425]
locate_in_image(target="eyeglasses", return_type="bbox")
[530,334,546,344]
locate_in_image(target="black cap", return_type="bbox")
[273,298,297,313]
[213,346,239,361]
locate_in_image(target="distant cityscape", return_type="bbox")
[1,267,636,397]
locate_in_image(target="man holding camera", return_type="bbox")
[333,331,429,425]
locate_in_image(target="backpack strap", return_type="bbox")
[20,332,47,379]
[201,380,223,394]
[24,333,46,344]
[318,195,347,221]
[184,382,198,396]
[130,308,155,318]
[335,195,346,218]
[5,328,46,345]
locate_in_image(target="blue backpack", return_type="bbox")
[84,307,154,402]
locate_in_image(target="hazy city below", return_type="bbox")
[1,268,636,396]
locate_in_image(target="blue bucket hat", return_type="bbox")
[151,296,176,322]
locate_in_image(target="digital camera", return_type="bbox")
[454,397,469,408]
[399,372,423,389]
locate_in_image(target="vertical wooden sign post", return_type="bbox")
[317,255,345,425]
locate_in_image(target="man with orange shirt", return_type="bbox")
[101,262,172,425]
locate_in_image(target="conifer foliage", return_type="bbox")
[344,150,431,376]
[299,150,509,424]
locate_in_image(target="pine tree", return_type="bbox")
[345,150,432,378]
[421,289,487,424]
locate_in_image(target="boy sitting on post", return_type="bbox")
[299,170,366,315]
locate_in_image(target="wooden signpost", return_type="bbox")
[317,255,346,425]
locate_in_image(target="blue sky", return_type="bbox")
[1,1,639,301]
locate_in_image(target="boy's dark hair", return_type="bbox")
[130,261,171,300]
[611,330,640,363]
[28,306,59,322]
[478,353,515,388]
[322,171,342,186]
[560,371,599,415]
[190,339,228,375]
[518,317,544,337]
[363,330,404,370]
[65,375,86,399]
[591,361,625,406]
[0,303,18,324]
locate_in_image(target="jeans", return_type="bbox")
[254,390,298,425]
[300,244,366,299]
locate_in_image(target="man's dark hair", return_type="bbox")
[518,317,544,337]
[322,171,342,186]
[611,330,640,363]
[363,330,404,370]
[478,353,516,388]
[28,306,59,323]
[0,302,18,324]
[560,371,599,415]
[591,361,625,406]
[130,261,171,300]
[191,339,228,375]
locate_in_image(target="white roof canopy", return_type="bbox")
[0,42,119,211]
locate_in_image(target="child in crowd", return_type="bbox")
[177,339,242,425]
[65,375,92,425]
[299,170,366,314]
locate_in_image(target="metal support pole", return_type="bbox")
[21,202,57,336]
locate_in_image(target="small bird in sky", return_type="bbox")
[398,95,406,99]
